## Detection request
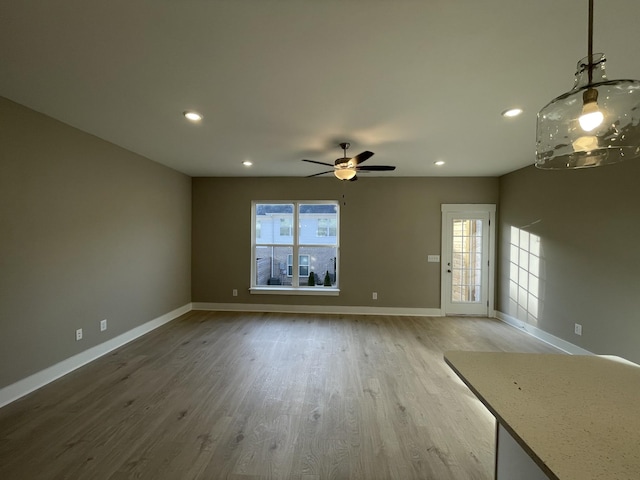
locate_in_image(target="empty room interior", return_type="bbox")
[1,1,639,479]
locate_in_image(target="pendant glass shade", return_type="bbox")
[334,167,356,180]
[536,53,640,169]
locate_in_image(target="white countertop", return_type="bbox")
[444,352,640,480]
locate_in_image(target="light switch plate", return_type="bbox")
[428,255,440,263]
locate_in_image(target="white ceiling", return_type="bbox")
[2,0,640,178]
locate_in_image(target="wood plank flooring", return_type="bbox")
[0,312,560,479]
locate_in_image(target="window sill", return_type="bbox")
[250,287,340,296]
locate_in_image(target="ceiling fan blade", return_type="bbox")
[356,165,396,171]
[302,159,334,167]
[307,170,333,178]
[352,151,374,165]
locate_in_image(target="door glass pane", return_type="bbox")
[451,218,483,304]
[473,268,482,286]
[470,285,479,302]
[455,285,481,302]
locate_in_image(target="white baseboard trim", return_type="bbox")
[192,302,442,317]
[495,311,593,356]
[0,303,192,409]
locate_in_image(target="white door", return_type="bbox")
[441,205,496,316]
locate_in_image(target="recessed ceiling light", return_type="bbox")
[502,108,523,118]
[434,160,445,166]
[183,111,203,122]
[242,160,253,167]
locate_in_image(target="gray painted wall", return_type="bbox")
[192,176,498,309]
[0,98,192,388]
[5,93,638,392]
[497,163,640,363]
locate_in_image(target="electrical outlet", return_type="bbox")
[100,319,107,332]
[75,328,83,341]
[372,292,378,300]
[232,289,238,297]
[574,323,582,336]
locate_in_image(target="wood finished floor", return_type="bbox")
[0,312,560,480]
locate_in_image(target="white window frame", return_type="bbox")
[250,201,340,295]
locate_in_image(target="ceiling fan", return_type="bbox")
[302,142,396,181]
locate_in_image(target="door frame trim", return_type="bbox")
[440,204,496,317]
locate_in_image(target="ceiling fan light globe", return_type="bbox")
[334,168,357,180]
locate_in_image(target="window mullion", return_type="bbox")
[292,202,300,287]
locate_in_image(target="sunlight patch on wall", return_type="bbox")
[509,227,541,325]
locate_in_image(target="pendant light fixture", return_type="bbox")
[535,0,640,169]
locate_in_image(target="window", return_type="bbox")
[317,218,337,237]
[252,201,339,290]
[279,218,292,236]
[287,254,309,277]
